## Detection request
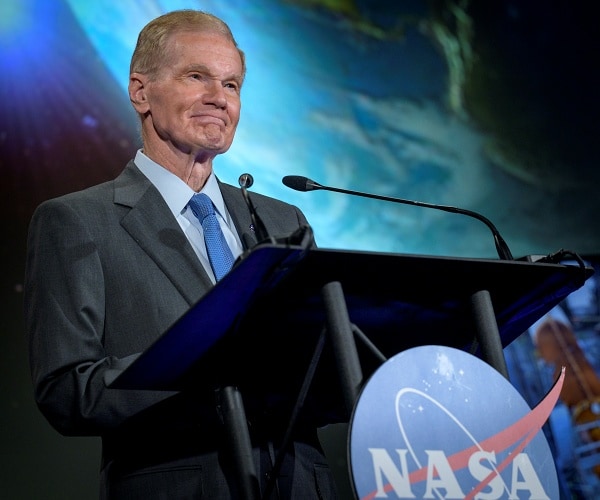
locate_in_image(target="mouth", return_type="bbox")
[191,114,227,126]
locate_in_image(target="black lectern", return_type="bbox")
[110,244,593,498]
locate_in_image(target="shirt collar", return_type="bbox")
[134,149,227,217]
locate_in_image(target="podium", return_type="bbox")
[110,244,593,498]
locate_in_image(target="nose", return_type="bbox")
[204,81,227,108]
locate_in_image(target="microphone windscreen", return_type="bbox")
[238,173,254,189]
[282,175,309,192]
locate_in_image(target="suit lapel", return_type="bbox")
[115,162,213,305]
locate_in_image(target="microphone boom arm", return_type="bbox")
[238,173,271,244]
[284,176,514,260]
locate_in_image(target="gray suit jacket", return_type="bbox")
[24,161,336,498]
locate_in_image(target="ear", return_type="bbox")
[129,73,150,114]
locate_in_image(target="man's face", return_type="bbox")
[136,30,243,157]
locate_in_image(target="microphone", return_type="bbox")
[238,173,271,244]
[282,175,514,260]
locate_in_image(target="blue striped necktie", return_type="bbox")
[188,193,235,281]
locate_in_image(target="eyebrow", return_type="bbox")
[183,63,210,74]
[182,64,243,85]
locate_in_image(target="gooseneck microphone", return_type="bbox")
[238,173,254,190]
[282,175,514,260]
[238,173,271,244]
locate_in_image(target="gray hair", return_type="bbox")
[130,10,246,80]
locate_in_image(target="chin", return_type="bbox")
[203,137,232,154]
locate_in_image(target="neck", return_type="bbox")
[142,141,214,192]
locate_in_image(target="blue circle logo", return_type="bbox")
[349,345,559,499]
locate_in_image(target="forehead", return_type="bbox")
[164,30,243,75]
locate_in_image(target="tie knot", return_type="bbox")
[189,192,215,221]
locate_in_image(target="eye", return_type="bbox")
[224,81,240,93]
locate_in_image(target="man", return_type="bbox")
[24,10,338,499]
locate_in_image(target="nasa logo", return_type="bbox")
[349,345,561,499]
